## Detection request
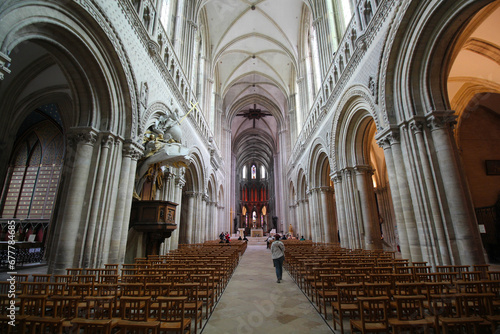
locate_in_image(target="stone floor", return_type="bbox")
[201,244,334,334]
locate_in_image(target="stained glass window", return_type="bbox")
[251,165,256,179]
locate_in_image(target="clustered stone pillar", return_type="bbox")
[376,129,412,260]
[320,186,338,244]
[307,189,318,241]
[409,118,451,266]
[426,111,484,265]
[50,128,97,274]
[82,133,114,268]
[185,191,196,244]
[332,172,348,247]
[355,165,381,250]
[109,140,143,264]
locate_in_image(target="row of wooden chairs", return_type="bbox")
[1,292,192,334]
[1,241,246,334]
[283,242,500,334]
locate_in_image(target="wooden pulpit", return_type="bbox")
[130,200,178,256]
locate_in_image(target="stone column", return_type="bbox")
[344,168,361,249]
[320,187,336,243]
[303,199,311,239]
[377,129,411,259]
[172,0,185,55]
[355,165,381,250]
[118,141,142,262]
[51,128,97,274]
[426,111,485,265]
[108,140,143,264]
[83,133,115,268]
[185,191,196,244]
[332,172,348,247]
[170,169,185,250]
[198,194,207,243]
[296,77,307,120]
[306,189,317,241]
[410,118,451,265]
[375,186,396,249]
[288,93,298,142]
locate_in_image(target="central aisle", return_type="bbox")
[202,244,334,334]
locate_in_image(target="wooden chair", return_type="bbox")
[191,273,215,319]
[170,282,203,334]
[429,294,484,334]
[22,317,64,334]
[363,282,391,298]
[71,318,114,334]
[71,295,118,334]
[117,296,159,333]
[118,321,160,334]
[332,283,362,334]
[120,283,145,297]
[389,295,435,334]
[317,274,341,318]
[49,295,80,331]
[350,296,389,334]
[18,295,48,333]
[32,274,52,282]
[154,296,191,334]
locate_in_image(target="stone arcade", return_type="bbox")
[0,0,499,273]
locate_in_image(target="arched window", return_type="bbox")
[242,165,247,179]
[251,165,256,179]
[0,116,64,244]
[261,166,266,179]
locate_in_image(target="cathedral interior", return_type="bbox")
[1,0,500,274]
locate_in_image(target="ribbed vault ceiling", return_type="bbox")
[199,0,309,170]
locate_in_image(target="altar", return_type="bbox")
[251,229,263,237]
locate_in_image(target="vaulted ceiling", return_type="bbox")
[198,0,311,170]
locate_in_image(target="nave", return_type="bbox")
[203,242,333,334]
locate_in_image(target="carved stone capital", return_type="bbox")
[123,140,144,160]
[375,127,400,148]
[354,164,374,175]
[320,186,334,193]
[187,20,198,30]
[330,171,342,183]
[67,128,98,147]
[409,120,424,134]
[426,110,457,131]
[101,133,116,148]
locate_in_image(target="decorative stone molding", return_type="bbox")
[75,0,139,140]
[67,128,98,147]
[354,165,375,177]
[0,51,11,80]
[330,171,342,183]
[101,133,116,148]
[320,186,334,193]
[375,126,400,148]
[426,110,457,131]
[148,40,159,56]
[123,139,144,160]
[187,20,198,30]
[409,117,425,134]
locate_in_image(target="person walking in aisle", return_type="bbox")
[271,238,285,283]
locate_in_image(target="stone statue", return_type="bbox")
[151,110,182,143]
[135,111,190,198]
